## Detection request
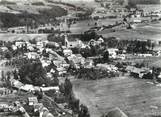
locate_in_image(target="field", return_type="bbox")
[0,33,48,41]
[137,4,161,12]
[70,18,123,34]
[70,18,161,42]
[72,76,161,117]
[98,21,161,42]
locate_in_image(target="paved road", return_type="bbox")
[72,76,161,117]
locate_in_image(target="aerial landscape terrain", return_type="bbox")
[0,0,161,117]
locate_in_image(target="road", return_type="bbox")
[72,76,161,117]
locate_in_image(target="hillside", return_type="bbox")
[0,3,67,28]
[0,0,96,28]
[128,0,160,4]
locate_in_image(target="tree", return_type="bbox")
[5,51,12,59]
[59,83,65,94]
[34,90,43,100]
[78,104,90,117]
[103,50,109,62]
[13,69,19,80]
[90,45,97,56]
[50,77,59,86]
[5,71,12,89]
[1,70,5,82]
[152,43,155,50]
[81,31,98,42]
[19,60,47,86]
[146,40,152,50]
[29,39,37,44]
[42,49,49,58]
[64,78,73,98]
[80,47,92,58]
[114,0,125,5]
[125,2,137,10]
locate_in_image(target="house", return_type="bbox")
[132,19,142,23]
[28,97,38,106]
[63,49,73,57]
[137,54,152,57]
[27,45,35,52]
[37,41,47,48]
[37,24,54,33]
[47,34,65,46]
[39,107,54,117]
[10,79,24,89]
[65,35,83,48]
[40,86,59,92]
[126,66,150,78]
[41,59,51,68]
[20,84,35,92]
[46,42,60,49]
[0,47,8,52]
[116,54,126,60]
[67,54,85,69]
[15,41,26,48]
[24,52,39,59]
[0,103,9,112]
[96,64,118,72]
[97,37,104,44]
[47,49,65,62]
[34,103,44,112]
[108,48,119,59]
[84,59,94,68]
[12,45,17,50]
[89,39,97,46]
[8,26,27,33]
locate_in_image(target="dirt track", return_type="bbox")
[72,76,161,117]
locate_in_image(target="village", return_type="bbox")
[0,0,161,117]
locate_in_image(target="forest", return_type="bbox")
[0,6,67,28]
[128,0,160,4]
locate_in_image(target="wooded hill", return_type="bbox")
[128,0,160,4]
[0,3,67,28]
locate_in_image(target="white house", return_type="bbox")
[108,48,118,59]
[97,37,104,44]
[65,35,83,48]
[8,26,27,33]
[15,41,26,48]
[24,52,39,59]
[63,49,73,57]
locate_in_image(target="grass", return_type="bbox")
[72,76,161,117]
[0,33,48,41]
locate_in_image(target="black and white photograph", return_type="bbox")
[0,0,161,117]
